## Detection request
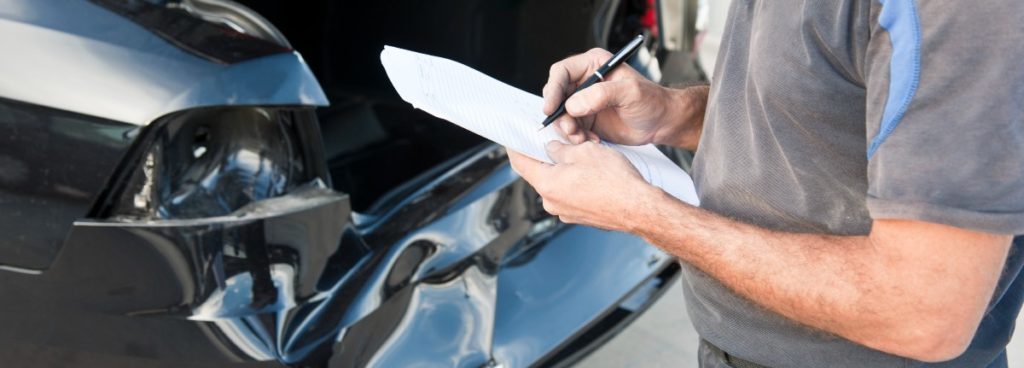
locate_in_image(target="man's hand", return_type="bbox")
[506,141,1012,363]
[507,141,654,231]
[543,48,708,150]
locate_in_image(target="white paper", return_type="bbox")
[381,46,699,205]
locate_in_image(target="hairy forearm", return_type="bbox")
[655,84,709,151]
[628,186,1010,362]
[632,192,882,342]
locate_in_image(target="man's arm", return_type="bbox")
[652,84,707,151]
[508,143,1013,363]
[632,187,1011,362]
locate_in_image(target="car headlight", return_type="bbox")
[92,106,331,220]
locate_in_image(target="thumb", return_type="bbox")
[545,140,571,164]
[507,149,550,179]
[564,80,634,117]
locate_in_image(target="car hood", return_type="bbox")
[0,0,327,126]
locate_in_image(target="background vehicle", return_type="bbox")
[693,0,732,79]
[0,0,701,366]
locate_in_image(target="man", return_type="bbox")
[508,1,1024,367]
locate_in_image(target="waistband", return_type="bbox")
[701,339,771,368]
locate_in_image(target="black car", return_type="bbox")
[0,0,699,366]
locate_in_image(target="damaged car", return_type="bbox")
[0,0,699,366]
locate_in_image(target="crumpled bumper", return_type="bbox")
[0,146,677,368]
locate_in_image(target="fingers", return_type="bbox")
[546,140,602,164]
[507,149,550,179]
[564,79,638,117]
[557,118,587,144]
[555,118,601,145]
[557,118,577,135]
[545,141,569,163]
[542,80,568,116]
[543,48,614,115]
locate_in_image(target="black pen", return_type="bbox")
[540,34,646,130]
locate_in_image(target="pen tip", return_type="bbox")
[537,125,546,132]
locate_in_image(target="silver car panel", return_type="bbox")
[0,0,327,126]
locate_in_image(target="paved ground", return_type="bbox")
[577,279,697,367]
[578,278,1024,368]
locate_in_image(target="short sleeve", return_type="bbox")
[864,0,1024,235]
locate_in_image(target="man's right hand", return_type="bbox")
[542,48,708,150]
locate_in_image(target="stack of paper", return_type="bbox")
[381,46,699,205]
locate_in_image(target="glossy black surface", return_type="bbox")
[240,0,609,97]
[319,102,486,212]
[0,185,349,366]
[91,0,291,64]
[0,97,136,270]
[0,143,677,367]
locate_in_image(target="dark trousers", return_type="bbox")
[699,340,769,368]
[698,340,1010,368]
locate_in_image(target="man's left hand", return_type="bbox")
[507,140,655,232]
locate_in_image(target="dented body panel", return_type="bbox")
[0,1,678,367]
[1,145,677,367]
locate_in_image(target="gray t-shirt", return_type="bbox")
[688,0,1024,367]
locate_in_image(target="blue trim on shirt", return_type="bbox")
[868,0,922,159]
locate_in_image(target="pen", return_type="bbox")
[540,34,646,130]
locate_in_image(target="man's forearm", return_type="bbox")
[655,84,709,151]
[628,186,1010,362]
